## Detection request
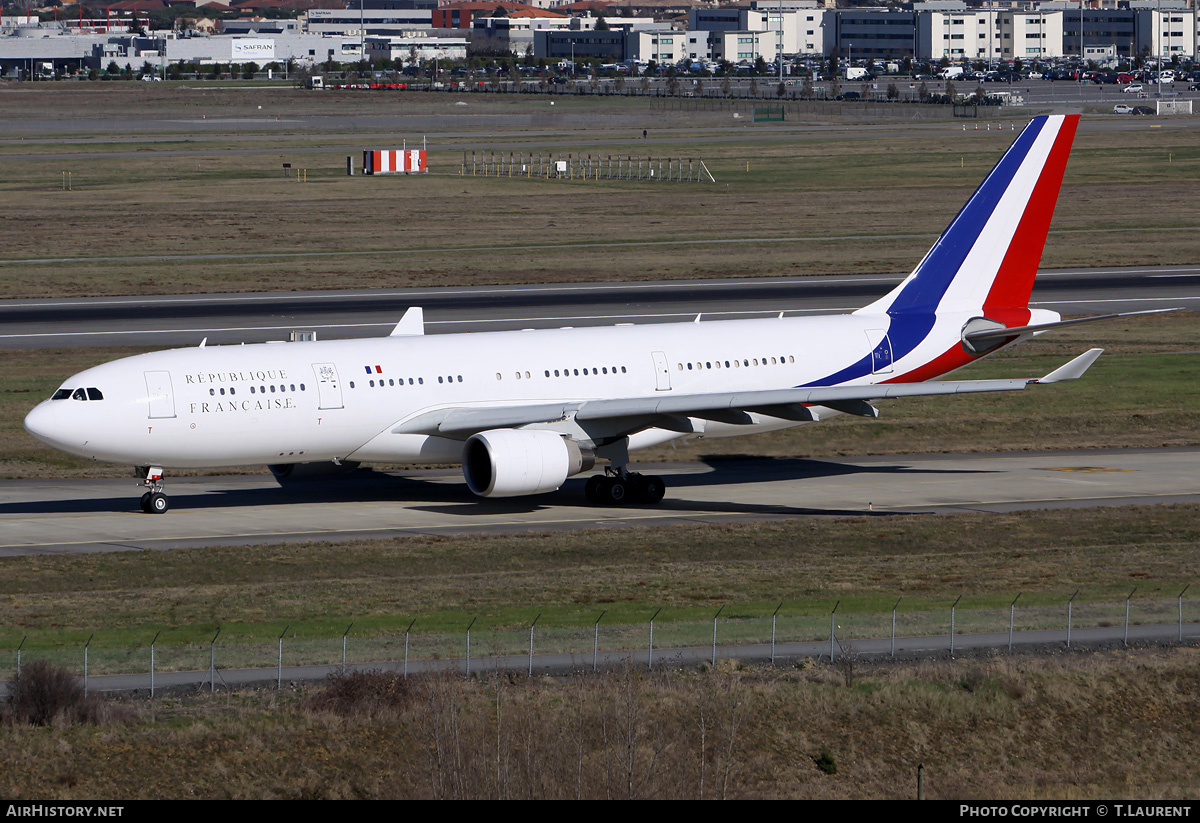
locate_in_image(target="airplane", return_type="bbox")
[22,114,1149,513]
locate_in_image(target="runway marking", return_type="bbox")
[0,278,901,309]
[1,267,1194,317]
[1032,296,1199,306]
[0,308,864,340]
[1040,467,1133,473]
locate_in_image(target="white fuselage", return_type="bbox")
[25,311,943,470]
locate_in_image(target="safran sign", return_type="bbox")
[231,39,274,61]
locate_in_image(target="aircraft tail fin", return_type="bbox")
[856,114,1079,327]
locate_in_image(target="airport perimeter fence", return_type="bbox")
[2,587,1195,693]
[460,150,714,182]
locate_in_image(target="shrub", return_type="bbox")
[7,660,103,726]
[300,669,413,718]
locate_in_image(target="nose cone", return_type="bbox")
[23,402,59,447]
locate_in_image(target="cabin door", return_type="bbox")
[312,363,344,410]
[651,351,671,391]
[144,371,176,419]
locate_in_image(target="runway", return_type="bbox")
[0,265,1196,348]
[1,447,1195,556]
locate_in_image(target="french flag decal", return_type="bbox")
[364,365,384,374]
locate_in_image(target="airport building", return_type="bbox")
[0,0,1196,76]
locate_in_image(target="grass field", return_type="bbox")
[0,649,1197,799]
[0,88,1197,298]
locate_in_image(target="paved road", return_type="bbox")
[1,447,1195,556]
[5,621,1195,697]
[0,265,1195,348]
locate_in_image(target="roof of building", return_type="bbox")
[505,7,569,17]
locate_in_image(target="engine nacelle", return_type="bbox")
[269,460,361,482]
[462,429,593,498]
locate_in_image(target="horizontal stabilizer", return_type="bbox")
[964,308,1182,347]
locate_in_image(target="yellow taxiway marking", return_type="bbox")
[1040,467,1133,473]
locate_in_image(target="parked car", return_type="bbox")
[1189,82,1200,91]
[1112,104,1134,114]
[1122,84,1144,93]
[835,91,861,101]
[1131,106,1155,115]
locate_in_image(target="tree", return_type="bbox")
[595,15,609,31]
[242,61,259,80]
[886,82,899,100]
[776,80,786,98]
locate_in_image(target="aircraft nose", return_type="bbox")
[23,402,58,446]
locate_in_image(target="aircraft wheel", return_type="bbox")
[601,477,628,505]
[139,492,153,513]
[638,475,666,504]
[584,475,605,504]
[147,492,170,514]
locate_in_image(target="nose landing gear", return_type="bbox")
[137,466,170,514]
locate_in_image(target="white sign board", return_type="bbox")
[232,39,274,61]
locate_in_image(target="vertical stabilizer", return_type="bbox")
[856,114,1079,327]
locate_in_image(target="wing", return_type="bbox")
[392,349,1104,441]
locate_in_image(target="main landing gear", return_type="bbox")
[137,466,169,514]
[584,469,666,506]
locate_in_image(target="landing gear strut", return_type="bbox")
[137,466,169,514]
[584,468,666,506]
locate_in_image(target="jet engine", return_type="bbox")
[462,429,593,498]
[269,460,361,482]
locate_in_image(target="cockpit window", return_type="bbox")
[71,388,87,401]
[52,389,72,400]
[86,388,104,401]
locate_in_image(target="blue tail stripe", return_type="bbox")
[885,116,1048,317]
[800,314,934,387]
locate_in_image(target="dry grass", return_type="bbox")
[0,87,1197,298]
[0,649,1196,799]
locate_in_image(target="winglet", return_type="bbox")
[1035,348,1104,384]
[389,307,424,337]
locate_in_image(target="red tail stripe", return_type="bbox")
[982,114,1079,322]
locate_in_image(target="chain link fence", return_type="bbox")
[3,588,1194,690]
